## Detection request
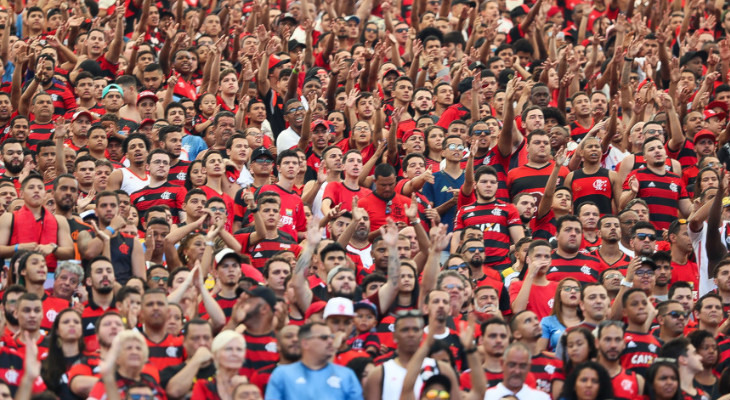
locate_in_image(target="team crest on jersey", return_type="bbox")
[46,309,58,323]
[669,183,678,193]
[51,94,59,101]
[544,364,556,374]
[265,342,278,353]
[621,379,633,391]
[484,155,492,164]
[648,182,656,187]
[491,208,502,216]
[648,344,657,353]
[138,196,145,202]
[580,265,592,275]
[177,172,187,181]
[166,346,178,357]
[593,179,607,191]
[161,191,171,200]
[547,298,554,308]
[5,369,18,384]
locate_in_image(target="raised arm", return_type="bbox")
[375,218,402,314]
[291,218,320,312]
[536,147,566,219]
[104,5,126,65]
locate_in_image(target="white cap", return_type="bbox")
[323,297,355,319]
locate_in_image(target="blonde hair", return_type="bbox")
[116,329,149,362]
[211,330,246,354]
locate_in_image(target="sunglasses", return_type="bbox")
[635,233,656,241]
[447,263,468,270]
[365,28,378,33]
[254,158,274,164]
[395,309,424,320]
[444,283,464,291]
[209,207,226,213]
[471,129,491,136]
[150,276,169,283]
[396,28,408,33]
[465,247,484,253]
[287,106,305,114]
[446,143,465,151]
[425,390,450,399]
[664,310,688,319]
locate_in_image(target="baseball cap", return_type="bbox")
[354,299,378,318]
[345,15,360,24]
[102,84,124,99]
[246,286,277,310]
[639,256,658,270]
[139,118,155,128]
[383,66,401,77]
[311,119,330,131]
[304,301,327,321]
[137,90,159,104]
[458,77,474,94]
[452,0,477,6]
[327,265,352,285]
[679,50,708,67]
[402,129,425,144]
[723,197,730,208]
[509,4,530,19]
[279,13,297,25]
[250,146,275,162]
[694,129,716,143]
[215,248,245,265]
[323,297,355,319]
[707,100,728,115]
[288,39,305,52]
[704,109,726,121]
[72,110,92,122]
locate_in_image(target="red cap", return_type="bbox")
[304,301,327,321]
[402,129,425,143]
[707,100,729,115]
[311,119,331,131]
[704,109,726,121]
[694,129,716,143]
[547,5,561,18]
[139,118,155,128]
[137,90,158,104]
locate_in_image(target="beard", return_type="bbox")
[5,161,22,175]
[330,290,355,300]
[96,286,114,295]
[520,215,532,224]
[4,310,17,326]
[469,258,483,269]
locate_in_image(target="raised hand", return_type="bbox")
[379,218,399,247]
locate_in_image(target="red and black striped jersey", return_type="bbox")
[531,210,557,241]
[233,185,258,227]
[666,139,697,171]
[143,333,184,372]
[483,140,527,203]
[240,331,279,379]
[87,371,164,400]
[4,334,50,360]
[570,168,613,215]
[27,121,54,152]
[80,296,117,353]
[570,120,593,143]
[589,249,631,273]
[623,168,688,231]
[530,352,565,395]
[44,80,77,119]
[0,346,47,396]
[629,153,673,173]
[40,293,70,333]
[235,232,302,271]
[506,162,569,203]
[611,368,641,400]
[130,182,187,225]
[547,251,602,283]
[167,159,190,186]
[716,336,730,375]
[580,235,601,252]
[454,200,521,268]
[249,363,276,394]
[620,330,661,375]
[681,388,708,400]
[198,293,237,322]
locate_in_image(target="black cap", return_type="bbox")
[458,77,474,95]
[288,39,305,52]
[452,0,477,6]
[639,256,658,270]
[680,50,708,67]
[250,146,275,162]
[160,10,175,20]
[246,286,277,309]
[279,13,297,25]
[78,60,104,78]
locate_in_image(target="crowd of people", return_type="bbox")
[0,0,730,397]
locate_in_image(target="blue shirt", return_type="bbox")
[540,315,565,351]
[182,134,207,161]
[422,170,464,232]
[265,361,362,400]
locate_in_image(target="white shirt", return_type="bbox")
[484,383,551,400]
[276,127,300,153]
[690,221,714,298]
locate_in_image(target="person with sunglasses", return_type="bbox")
[655,301,688,345]
[629,221,659,258]
[421,134,465,233]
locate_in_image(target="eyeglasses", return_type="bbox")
[635,269,655,277]
[395,28,408,33]
[707,162,720,168]
[353,126,370,132]
[635,233,656,241]
[444,283,464,291]
[465,247,484,253]
[307,334,335,341]
[365,28,378,33]
[254,158,274,164]
[425,390,450,399]
[209,207,226,213]
[286,106,305,114]
[471,129,491,136]
[645,128,664,135]
[447,263,468,270]
[664,310,688,319]
[446,143,465,151]
[150,276,169,283]
[604,273,623,280]
[562,286,580,293]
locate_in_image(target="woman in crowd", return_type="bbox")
[541,278,583,351]
[191,330,248,400]
[642,360,682,400]
[559,361,613,400]
[560,327,597,376]
[41,309,85,400]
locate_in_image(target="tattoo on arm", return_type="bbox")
[295,248,313,275]
[387,247,399,284]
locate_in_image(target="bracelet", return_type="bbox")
[133,45,140,50]
[624,56,634,62]
[465,347,478,354]
[206,241,215,246]
[248,207,259,213]
[410,218,421,225]
[292,68,298,74]
[14,244,17,252]
[106,226,116,235]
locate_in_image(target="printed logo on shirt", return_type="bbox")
[648,182,656,188]
[621,379,634,392]
[669,183,678,193]
[593,180,607,191]
[296,377,306,384]
[327,376,342,389]
[627,341,637,348]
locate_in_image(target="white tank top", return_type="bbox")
[120,168,150,195]
[312,181,328,220]
[381,357,438,400]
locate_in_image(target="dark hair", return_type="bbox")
[630,221,656,237]
[669,281,693,299]
[695,292,722,313]
[621,287,646,307]
[556,214,581,233]
[276,149,299,166]
[42,309,84,392]
[374,163,396,179]
[687,329,717,368]
[560,361,613,400]
[643,361,682,400]
[183,318,212,338]
[559,327,597,376]
[184,160,205,190]
[122,133,151,155]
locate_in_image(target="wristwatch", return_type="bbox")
[410,218,421,225]
[50,243,59,253]
[620,279,634,288]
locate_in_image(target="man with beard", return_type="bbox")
[0,285,25,340]
[322,297,369,366]
[669,219,700,297]
[0,139,23,185]
[421,135,462,232]
[596,321,644,399]
[459,318,510,391]
[227,286,279,379]
[654,300,687,344]
[547,215,602,284]
[7,117,29,150]
[161,319,215,398]
[258,149,306,240]
[620,137,691,230]
[0,175,74,280]
[130,150,187,226]
[630,221,659,258]
[198,112,236,159]
[422,289,466,371]
[509,310,565,398]
[412,88,434,119]
[511,240,560,318]
[79,257,118,353]
[652,251,673,301]
[108,134,151,195]
[323,150,371,215]
[140,289,184,372]
[590,215,631,272]
[564,136,620,216]
[94,191,145,285]
[22,56,77,122]
[277,99,307,152]
[513,193,536,228]
[365,310,460,400]
[250,324,301,393]
[55,174,105,260]
[345,202,373,269]
[455,166,524,273]
[507,130,569,203]
[62,110,92,152]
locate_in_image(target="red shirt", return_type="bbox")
[508,280,559,319]
[257,184,307,240]
[357,192,411,232]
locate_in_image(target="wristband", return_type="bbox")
[206,241,215,246]
[410,218,421,225]
[620,279,634,288]
[14,244,18,252]
[292,68,298,74]
[106,226,116,235]
[624,57,634,62]
[465,347,478,354]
